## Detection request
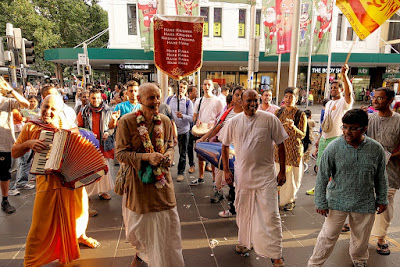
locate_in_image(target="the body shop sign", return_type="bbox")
[153,15,204,80]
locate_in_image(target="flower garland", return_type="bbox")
[136,110,167,188]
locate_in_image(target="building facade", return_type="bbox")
[45,0,400,98]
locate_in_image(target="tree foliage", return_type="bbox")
[0,0,108,72]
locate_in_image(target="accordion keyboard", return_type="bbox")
[30,130,54,175]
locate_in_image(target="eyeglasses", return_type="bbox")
[371,96,386,101]
[341,125,364,132]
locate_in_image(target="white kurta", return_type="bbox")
[220,111,288,259]
[122,195,184,267]
[85,159,114,197]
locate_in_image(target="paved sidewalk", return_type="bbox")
[1,101,399,267]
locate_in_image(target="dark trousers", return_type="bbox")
[187,131,196,167]
[178,131,190,175]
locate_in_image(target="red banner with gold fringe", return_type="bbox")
[153,15,204,80]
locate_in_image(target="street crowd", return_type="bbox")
[0,63,400,267]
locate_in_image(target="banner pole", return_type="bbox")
[288,0,301,87]
[324,29,332,99]
[276,54,282,105]
[158,0,169,101]
[306,4,316,108]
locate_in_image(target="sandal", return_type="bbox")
[99,193,111,200]
[271,257,285,267]
[131,254,144,267]
[341,223,350,233]
[78,236,101,248]
[377,242,391,255]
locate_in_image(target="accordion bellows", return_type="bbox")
[31,130,108,189]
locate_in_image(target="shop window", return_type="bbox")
[336,13,342,41]
[201,7,210,37]
[127,4,137,35]
[214,8,222,37]
[256,9,261,37]
[346,25,353,41]
[388,14,400,53]
[238,9,246,38]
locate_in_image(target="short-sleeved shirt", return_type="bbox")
[258,104,279,114]
[367,112,400,189]
[220,111,288,190]
[194,95,224,124]
[114,101,141,118]
[0,96,20,152]
[322,97,353,139]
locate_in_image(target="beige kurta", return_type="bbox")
[116,112,184,267]
[115,113,176,214]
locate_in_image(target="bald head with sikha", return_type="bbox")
[137,83,161,120]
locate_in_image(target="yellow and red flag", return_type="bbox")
[336,0,400,40]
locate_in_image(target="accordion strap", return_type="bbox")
[28,119,58,131]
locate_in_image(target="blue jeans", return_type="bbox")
[11,150,32,190]
[178,131,189,175]
[187,131,196,167]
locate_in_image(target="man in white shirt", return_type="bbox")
[306,64,353,196]
[217,86,229,108]
[259,89,279,114]
[220,89,288,266]
[190,79,223,185]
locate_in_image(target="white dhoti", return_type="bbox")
[122,194,184,267]
[85,159,114,197]
[275,161,303,206]
[235,187,283,259]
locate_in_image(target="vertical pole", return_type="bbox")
[288,0,301,87]
[247,5,256,89]
[158,0,169,101]
[306,6,316,108]
[324,30,333,99]
[276,54,282,105]
[197,71,201,98]
[83,42,90,85]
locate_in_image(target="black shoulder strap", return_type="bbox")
[197,97,203,114]
[276,107,285,119]
[294,109,302,127]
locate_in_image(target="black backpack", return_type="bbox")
[277,107,311,153]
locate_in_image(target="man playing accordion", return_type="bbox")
[11,94,98,266]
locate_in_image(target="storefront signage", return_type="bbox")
[119,64,150,70]
[153,15,204,80]
[312,67,341,74]
[383,73,400,79]
[357,68,369,75]
[239,66,248,71]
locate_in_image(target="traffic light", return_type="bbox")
[84,65,91,75]
[21,38,35,66]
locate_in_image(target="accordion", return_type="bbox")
[30,129,108,189]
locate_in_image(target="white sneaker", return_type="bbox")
[218,210,235,218]
[21,184,35,190]
[177,174,184,182]
[8,189,21,196]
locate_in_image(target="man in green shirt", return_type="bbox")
[308,109,388,267]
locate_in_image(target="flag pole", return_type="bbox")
[306,4,316,108]
[288,0,301,87]
[158,0,169,101]
[324,31,333,99]
[276,54,282,105]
